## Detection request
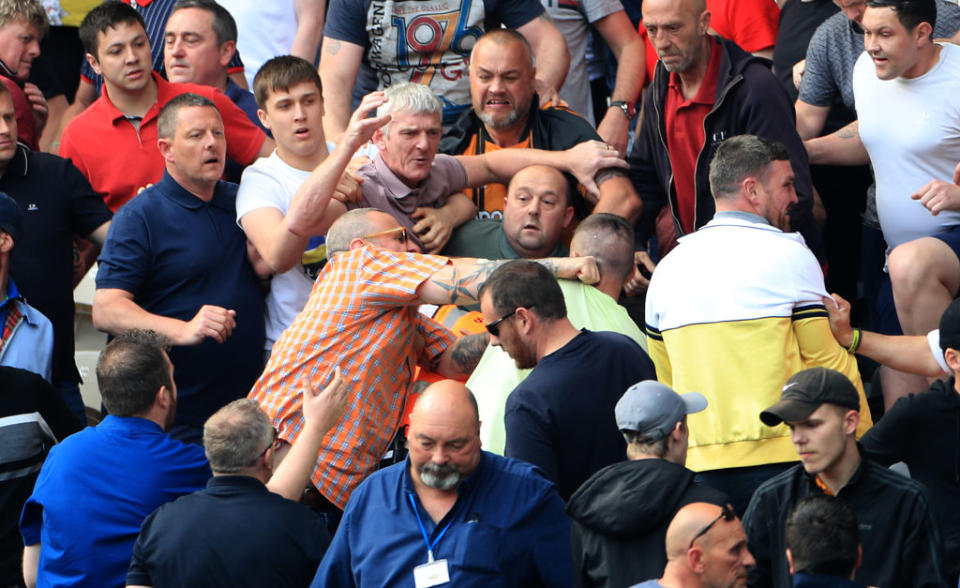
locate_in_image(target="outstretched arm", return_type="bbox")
[804,121,870,166]
[416,256,599,306]
[241,93,390,273]
[824,294,944,377]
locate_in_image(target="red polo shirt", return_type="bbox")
[59,72,265,211]
[663,37,722,235]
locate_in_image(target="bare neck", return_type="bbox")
[105,77,159,119]
[817,440,861,495]
[903,43,943,80]
[484,114,529,148]
[277,140,330,172]
[410,464,458,523]
[675,39,714,101]
[167,167,217,202]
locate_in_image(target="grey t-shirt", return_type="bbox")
[799,0,960,109]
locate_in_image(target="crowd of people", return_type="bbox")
[2,0,960,585]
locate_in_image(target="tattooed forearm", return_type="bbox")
[450,333,490,374]
[594,167,627,186]
[433,260,509,304]
[836,121,858,139]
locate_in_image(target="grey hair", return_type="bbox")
[157,92,218,139]
[203,398,274,473]
[325,208,381,257]
[171,0,238,45]
[708,135,791,200]
[377,82,442,136]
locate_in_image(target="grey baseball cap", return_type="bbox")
[615,380,708,441]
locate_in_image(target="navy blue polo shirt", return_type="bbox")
[3,146,113,384]
[96,172,265,429]
[128,475,329,587]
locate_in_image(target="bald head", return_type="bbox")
[666,503,727,559]
[411,380,480,430]
[642,0,711,75]
[571,213,635,286]
[407,381,482,492]
[470,28,534,68]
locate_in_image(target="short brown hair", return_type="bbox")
[0,0,48,39]
[253,55,322,110]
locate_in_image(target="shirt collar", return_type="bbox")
[372,150,418,200]
[100,71,164,124]
[0,59,15,79]
[154,170,234,211]
[1,278,20,310]
[206,475,268,493]
[713,210,770,225]
[3,145,28,177]
[98,414,166,435]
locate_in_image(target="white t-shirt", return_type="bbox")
[853,43,960,250]
[236,145,335,349]
[219,1,299,88]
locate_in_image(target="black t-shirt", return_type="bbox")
[503,330,657,501]
[0,367,82,585]
[773,0,840,102]
[3,147,113,383]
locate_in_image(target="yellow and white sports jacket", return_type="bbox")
[644,212,871,472]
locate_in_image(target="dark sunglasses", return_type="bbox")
[485,304,535,337]
[689,504,736,549]
[362,226,408,243]
[259,426,280,457]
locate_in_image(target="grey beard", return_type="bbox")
[419,462,463,491]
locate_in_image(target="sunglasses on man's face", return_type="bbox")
[362,226,408,243]
[689,504,736,550]
[484,308,518,337]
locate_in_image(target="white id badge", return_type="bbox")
[413,559,450,588]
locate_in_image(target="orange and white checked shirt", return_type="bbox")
[248,245,455,508]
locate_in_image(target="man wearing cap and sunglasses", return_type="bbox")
[633,502,755,588]
[743,367,946,588]
[567,381,728,587]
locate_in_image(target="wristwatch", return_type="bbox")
[609,100,636,119]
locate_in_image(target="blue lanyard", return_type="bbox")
[407,492,455,563]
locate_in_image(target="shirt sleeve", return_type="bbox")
[414,313,456,366]
[323,0,371,46]
[62,156,113,237]
[582,0,625,24]
[126,510,159,586]
[504,391,560,485]
[357,248,450,307]
[428,154,470,203]
[798,22,840,107]
[486,0,546,28]
[900,486,947,588]
[860,394,919,466]
[742,488,777,588]
[95,206,150,293]
[711,0,779,53]
[211,89,267,166]
[236,162,289,225]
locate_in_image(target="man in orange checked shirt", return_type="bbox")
[249,207,599,522]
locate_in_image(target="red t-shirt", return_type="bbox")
[663,37,723,235]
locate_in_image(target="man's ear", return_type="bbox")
[155,385,172,410]
[843,408,860,435]
[915,21,933,45]
[157,137,175,163]
[0,231,13,254]
[256,108,270,131]
[944,347,960,373]
[372,127,387,151]
[786,548,795,575]
[218,40,236,68]
[348,236,366,251]
[85,52,103,76]
[562,205,575,228]
[699,9,712,36]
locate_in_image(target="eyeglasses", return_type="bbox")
[259,426,279,457]
[689,504,736,549]
[485,305,534,337]
[361,226,408,243]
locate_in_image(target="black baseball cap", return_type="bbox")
[939,298,960,353]
[760,368,860,427]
